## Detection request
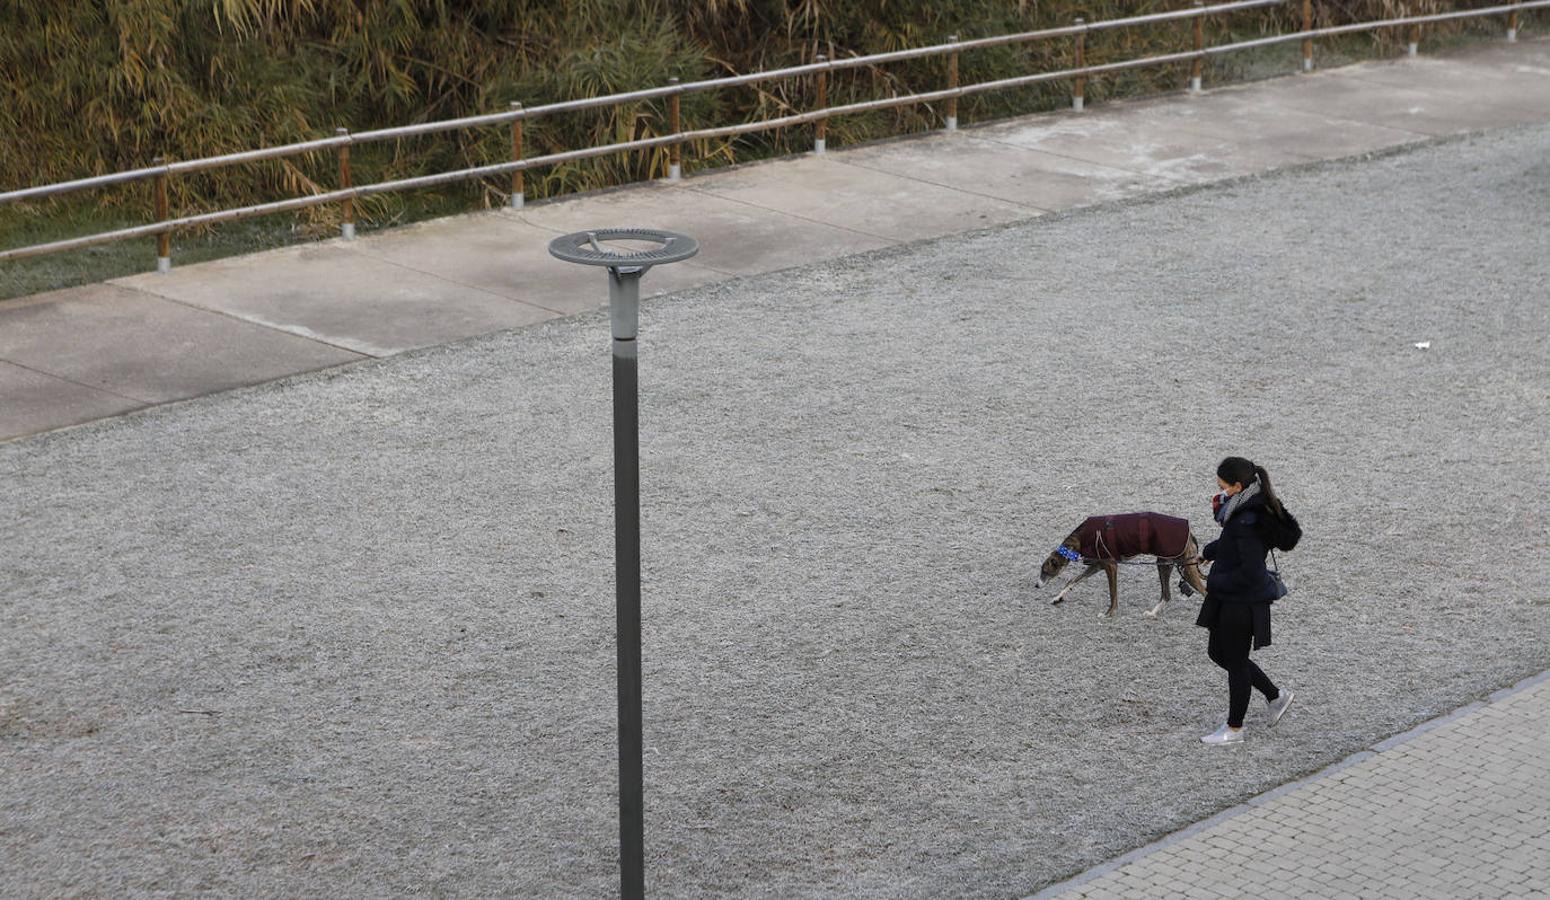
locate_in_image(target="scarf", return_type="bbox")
[1215,478,1261,525]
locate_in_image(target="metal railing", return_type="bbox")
[0,0,1541,268]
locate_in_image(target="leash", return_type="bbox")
[1075,556,1206,567]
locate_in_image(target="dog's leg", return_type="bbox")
[1051,564,1100,605]
[1184,539,1209,597]
[1146,561,1172,618]
[1182,560,1208,597]
[1180,537,1209,598]
[1102,563,1119,618]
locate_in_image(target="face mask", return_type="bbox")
[1212,491,1229,515]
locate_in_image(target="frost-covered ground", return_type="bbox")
[3,126,1548,897]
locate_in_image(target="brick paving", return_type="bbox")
[1042,673,1550,899]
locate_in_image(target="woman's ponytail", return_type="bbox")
[1255,465,1285,519]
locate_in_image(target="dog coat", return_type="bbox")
[1075,512,1191,561]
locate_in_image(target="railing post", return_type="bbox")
[946,34,960,132]
[509,102,525,209]
[814,54,829,154]
[1507,1,1520,41]
[667,77,683,181]
[812,54,824,153]
[1191,1,1205,93]
[1408,18,1420,57]
[153,156,170,273]
[1073,18,1086,111]
[335,128,355,240]
[1302,0,1314,71]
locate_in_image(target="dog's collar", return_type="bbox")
[1056,545,1082,562]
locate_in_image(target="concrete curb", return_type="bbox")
[1025,665,1550,899]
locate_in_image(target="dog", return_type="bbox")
[1032,512,1208,618]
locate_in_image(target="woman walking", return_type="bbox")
[1197,456,1296,745]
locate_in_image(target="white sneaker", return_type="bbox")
[1267,690,1295,727]
[1201,723,1244,745]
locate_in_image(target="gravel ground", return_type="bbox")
[3,125,1549,899]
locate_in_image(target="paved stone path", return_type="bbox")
[1039,672,1550,899]
[2,37,1549,441]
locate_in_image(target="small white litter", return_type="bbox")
[1414,341,1431,350]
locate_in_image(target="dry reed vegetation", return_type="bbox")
[0,0,1503,236]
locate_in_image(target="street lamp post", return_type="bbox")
[548,228,699,899]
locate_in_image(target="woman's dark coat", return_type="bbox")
[1195,492,1278,648]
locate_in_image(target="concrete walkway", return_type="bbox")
[3,37,1550,441]
[1037,670,1550,899]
